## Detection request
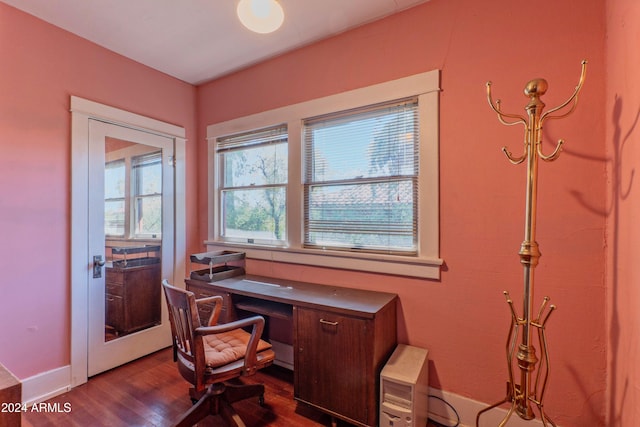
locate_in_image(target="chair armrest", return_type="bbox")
[195,295,223,326]
[195,315,266,376]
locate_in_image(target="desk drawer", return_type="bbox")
[106,282,123,297]
[105,294,124,331]
[196,303,227,326]
[186,283,235,324]
[105,269,123,284]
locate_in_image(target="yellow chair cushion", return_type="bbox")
[203,328,272,368]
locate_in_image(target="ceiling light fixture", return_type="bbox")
[237,0,284,34]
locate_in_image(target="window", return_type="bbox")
[207,70,441,278]
[304,99,419,254]
[104,149,163,239]
[132,151,162,238]
[105,159,125,236]
[217,125,288,245]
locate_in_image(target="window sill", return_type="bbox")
[204,241,443,280]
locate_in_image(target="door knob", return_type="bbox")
[93,255,106,278]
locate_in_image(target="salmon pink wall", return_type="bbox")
[0,4,198,378]
[197,1,607,425]
[605,0,640,425]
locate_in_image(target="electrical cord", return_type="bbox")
[426,394,460,427]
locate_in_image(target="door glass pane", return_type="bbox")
[132,152,162,237]
[135,195,162,236]
[104,137,163,342]
[105,160,125,236]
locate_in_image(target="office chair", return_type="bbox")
[162,280,275,427]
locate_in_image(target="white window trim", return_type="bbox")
[206,70,442,279]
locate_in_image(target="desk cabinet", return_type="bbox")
[105,261,161,335]
[294,304,396,427]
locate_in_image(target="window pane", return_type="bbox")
[304,99,418,253]
[132,152,162,237]
[222,142,287,187]
[306,180,416,251]
[222,187,286,242]
[217,125,288,245]
[135,195,162,236]
[105,160,125,198]
[105,160,125,236]
[105,200,125,236]
[306,102,417,182]
[133,153,162,196]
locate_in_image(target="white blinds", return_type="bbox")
[303,98,419,254]
[217,125,288,153]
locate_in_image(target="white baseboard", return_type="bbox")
[428,387,545,427]
[21,365,71,406]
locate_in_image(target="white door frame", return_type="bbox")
[70,96,186,387]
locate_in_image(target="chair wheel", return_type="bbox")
[258,395,265,406]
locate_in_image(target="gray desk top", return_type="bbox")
[187,274,397,318]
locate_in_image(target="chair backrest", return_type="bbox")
[162,279,275,394]
[162,280,201,367]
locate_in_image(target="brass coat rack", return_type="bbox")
[476,60,587,427]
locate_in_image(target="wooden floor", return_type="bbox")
[22,348,440,427]
[19,348,354,427]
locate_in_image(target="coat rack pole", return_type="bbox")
[476,60,587,427]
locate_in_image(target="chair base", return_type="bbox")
[174,381,265,427]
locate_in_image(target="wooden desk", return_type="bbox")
[186,274,397,427]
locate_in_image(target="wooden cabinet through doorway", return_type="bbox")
[105,260,161,335]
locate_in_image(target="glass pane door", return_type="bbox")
[88,119,173,377]
[104,138,163,341]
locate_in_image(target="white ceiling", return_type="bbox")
[2,0,429,85]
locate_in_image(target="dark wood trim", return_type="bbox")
[0,362,21,427]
